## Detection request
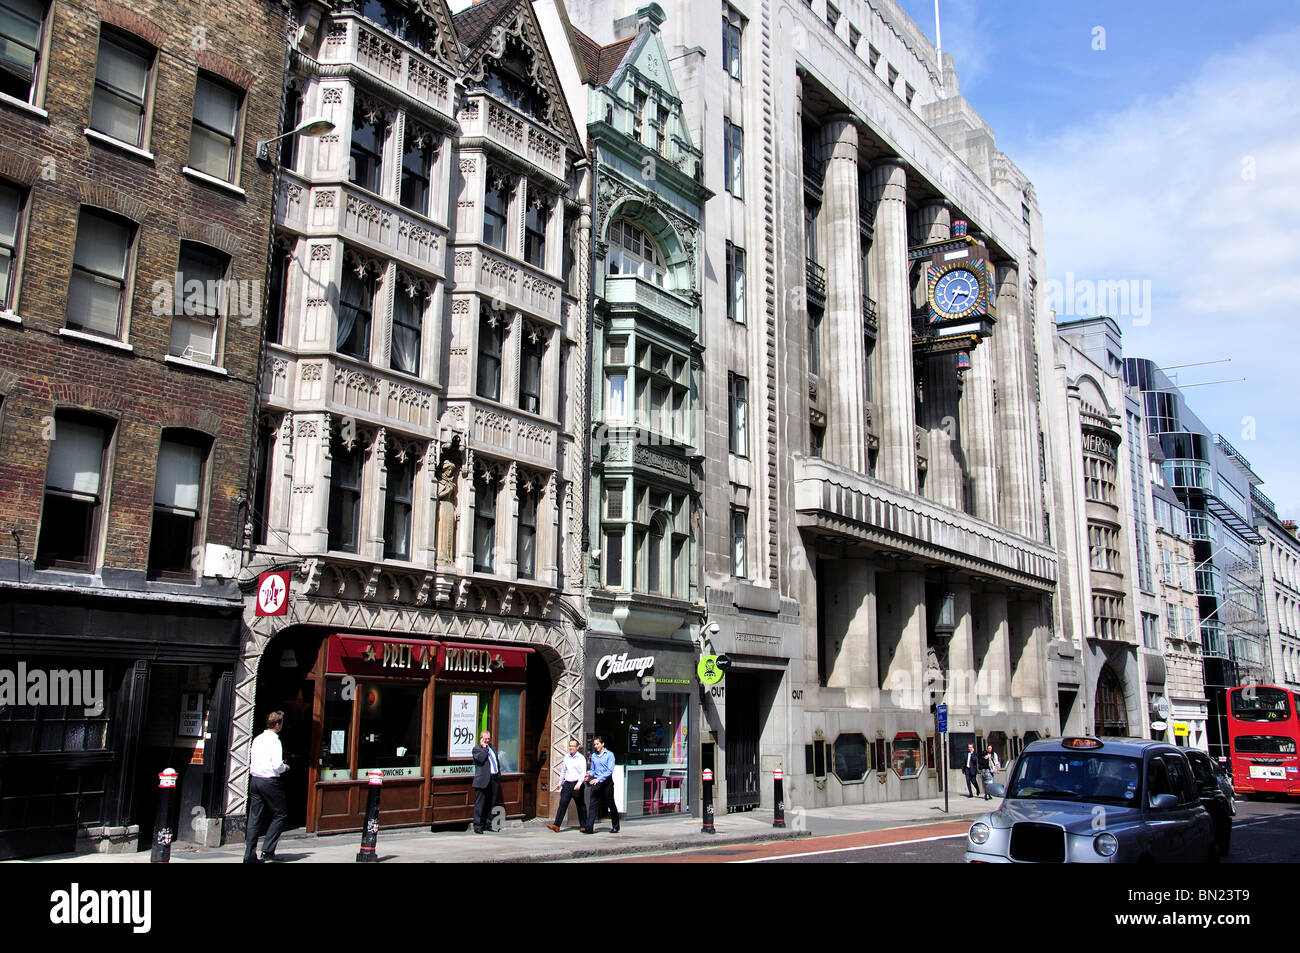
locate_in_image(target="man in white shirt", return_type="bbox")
[548,738,588,831]
[244,710,289,863]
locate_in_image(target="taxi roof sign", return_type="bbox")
[1062,736,1103,749]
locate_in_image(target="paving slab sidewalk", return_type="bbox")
[16,796,988,864]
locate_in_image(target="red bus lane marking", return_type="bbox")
[607,819,972,863]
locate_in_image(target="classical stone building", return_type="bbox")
[1254,491,1300,691]
[566,0,1057,810]
[233,0,589,837]
[0,0,289,857]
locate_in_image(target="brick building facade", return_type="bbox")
[0,0,289,857]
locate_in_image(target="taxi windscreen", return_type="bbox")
[1008,752,1143,805]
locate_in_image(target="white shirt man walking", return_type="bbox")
[548,738,588,831]
[244,710,289,863]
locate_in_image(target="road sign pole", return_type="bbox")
[943,733,949,814]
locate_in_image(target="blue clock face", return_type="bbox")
[933,269,980,316]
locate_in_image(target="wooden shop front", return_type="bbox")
[308,634,533,833]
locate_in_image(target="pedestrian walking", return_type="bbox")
[472,730,503,833]
[582,736,619,834]
[244,710,289,863]
[981,744,1002,800]
[961,743,981,798]
[548,738,588,831]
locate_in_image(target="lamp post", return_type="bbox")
[255,116,336,164]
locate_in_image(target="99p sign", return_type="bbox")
[449,693,479,759]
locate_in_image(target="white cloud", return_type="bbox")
[1017,26,1300,518]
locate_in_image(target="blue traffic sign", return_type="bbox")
[936,703,948,733]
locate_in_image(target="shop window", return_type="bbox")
[892,732,921,779]
[0,0,48,104]
[90,28,154,148]
[431,684,523,774]
[594,689,689,818]
[383,449,414,560]
[320,677,353,780]
[169,242,228,366]
[188,73,242,182]
[147,431,209,581]
[832,732,868,783]
[67,208,135,340]
[358,682,423,777]
[35,413,112,570]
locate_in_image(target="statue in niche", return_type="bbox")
[924,645,946,702]
[435,459,459,565]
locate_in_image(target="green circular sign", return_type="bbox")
[697,655,724,685]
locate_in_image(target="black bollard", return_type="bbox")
[773,766,786,828]
[151,768,177,863]
[356,770,383,862]
[701,768,716,834]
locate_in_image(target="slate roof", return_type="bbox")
[571,26,634,86]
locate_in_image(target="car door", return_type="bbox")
[1144,754,1177,859]
[1163,753,1206,861]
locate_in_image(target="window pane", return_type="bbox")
[73,213,130,278]
[96,37,148,99]
[155,440,203,512]
[606,530,623,587]
[391,290,421,375]
[607,373,625,419]
[46,420,105,495]
[169,314,217,362]
[193,77,238,136]
[0,182,19,246]
[188,126,233,179]
[496,689,521,772]
[66,273,122,335]
[358,683,423,775]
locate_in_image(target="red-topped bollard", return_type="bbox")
[151,768,178,863]
[701,768,716,834]
[356,770,383,862]
[773,766,786,828]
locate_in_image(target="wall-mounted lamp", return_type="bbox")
[256,116,336,164]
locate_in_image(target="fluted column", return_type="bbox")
[913,202,964,509]
[869,158,916,490]
[947,582,975,709]
[819,117,866,471]
[985,591,1013,713]
[961,345,998,521]
[992,262,1034,536]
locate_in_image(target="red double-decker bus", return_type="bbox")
[1227,685,1300,797]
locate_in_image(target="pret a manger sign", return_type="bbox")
[325,635,528,679]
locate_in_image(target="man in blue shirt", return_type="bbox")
[583,736,619,834]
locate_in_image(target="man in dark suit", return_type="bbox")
[472,730,502,833]
[961,742,981,797]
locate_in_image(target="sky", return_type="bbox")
[895,0,1300,521]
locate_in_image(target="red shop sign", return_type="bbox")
[437,643,530,681]
[327,635,438,676]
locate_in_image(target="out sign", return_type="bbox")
[256,570,291,616]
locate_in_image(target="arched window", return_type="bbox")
[1094,666,1128,737]
[607,219,666,287]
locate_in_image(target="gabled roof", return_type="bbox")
[408,0,465,71]
[453,0,583,152]
[571,27,634,86]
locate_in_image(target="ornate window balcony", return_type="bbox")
[452,245,562,325]
[277,176,446,277]
[603,274,695,334]
[442,397,561,472]
[320,14,456,124]
[261,347,439,434]
[458,92,565,184]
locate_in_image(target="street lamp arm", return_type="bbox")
[255,116,336,163]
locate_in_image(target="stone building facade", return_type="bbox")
[1255,492,1300,691]
[565,0,1057,810]
[230,0,590,837]
[0,0,289,857]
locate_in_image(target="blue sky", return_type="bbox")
[896,0,1300,521]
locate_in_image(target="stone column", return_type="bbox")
[823,560,877,708]
[985,591,1012,714]
[1012,595,1049,715]
[961,346,998,521]
[818,118,867,471]
[914,202,964,509]
[897,570,928,710]
[992,262,1034,536]
[869,159,916,490]
[946,582,975,710]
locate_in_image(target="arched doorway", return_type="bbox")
[253,627,328,833]
[1094,665,1129,737]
